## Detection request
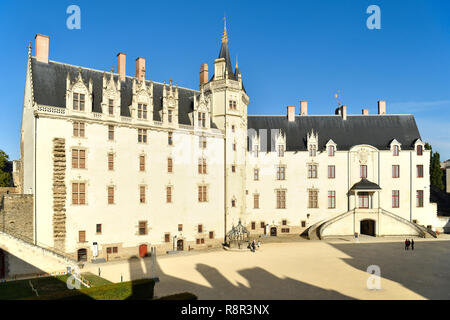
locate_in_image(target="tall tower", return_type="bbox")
[202,20,250,240]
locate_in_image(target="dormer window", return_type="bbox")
[417,145,423,156]
[328,145,335,157]
[168,110,173,123]
[277,145,284,157]
[108,99,114,115]
[393,145,399,156]
[73,93,85,111]
[138,104,147,119]
[198,112,206,127]
[309,145,317,157]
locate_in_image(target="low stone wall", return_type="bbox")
[0,194,33,240]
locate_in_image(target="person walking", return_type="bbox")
[411,239,415,251]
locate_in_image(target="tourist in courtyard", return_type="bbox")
[411,239,415,251]
[405,239,410,250]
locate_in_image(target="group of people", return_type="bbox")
[248,239,261,252]
[404,238,415,250]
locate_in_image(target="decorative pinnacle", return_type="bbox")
[222,15,228,43]
[27,42,32,54]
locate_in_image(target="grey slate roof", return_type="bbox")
[247,115,421,152]
[31,57,197,125]
[351,178,382,190]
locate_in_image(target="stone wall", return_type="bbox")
[52,138,66,252]
[0,194,33,240]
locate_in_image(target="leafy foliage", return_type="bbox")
[426,143,444,191]
[0,149,11,187]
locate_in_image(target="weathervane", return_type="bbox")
[334,90,342,107]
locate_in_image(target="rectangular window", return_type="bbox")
[416,190,424,207]
[358,192,370,209]
[328,191,336,209]
[393,145,399,156]
[108,186,114,204]
[308,165,318,179]
[96,224,102,234]
[78,231,86,243]
[301,221,306,228]
[198,224,203,233]
[164,233,170,243]
[138,129,147,143]
[277,166,286,180]
[108,125,114,141]
[209,231,214,239]
[199,136,207,149]
[276,190,286,209]
[254,194,259,209]
[198,158,207,174]
[139,221,147,235]
[138,104,147,119]
[139,186,146,203]
[166,186,172,203]
[251,222,256,230]
[360,165,367,179]
[139,155,145,172]
[168,158,173,173]
[392,165,400,178]
[278,145,284,157]
[260,222,265,229]
[198,112,206,127]
[168,110,173,123]
[308,190,318,208]
[282,220,287,226]
[112,247,118,253]
[72,183,86,205]
[328,165,335,179]
[72,149,86,169]
[108,99,114,115]
[417,165,423,178]
[254,168,259,181]
[392,190,400,208]
[281,228,290,233]
[417,145,423,156]
[108,153,114,171]
[328,145,335,157]
[178,224,183,232]
[73,122,85,137]
[309,145,316,157]
[232,165,236,173]
[168,132,173,146]
[73,93,85,111]
[198,185,207,202]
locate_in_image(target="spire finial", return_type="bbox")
[222,15,228,43]
[334,89,341,107]
[27,42,32,55]
[235,55,238,69]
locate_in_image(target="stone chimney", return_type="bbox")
[35,34,49,63]
[136,57,145,82]
[117,53,126,81]
[378,100,386,115]
[362,108,369,115]
[287,105,296,122]
[300,101,308,116]
[341,105,347,120]
[200,64,209,86]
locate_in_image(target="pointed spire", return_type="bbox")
[235,55,238,69]
[27,41,32,56]
[222,15,228,43]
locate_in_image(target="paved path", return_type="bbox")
[84,238,450,299]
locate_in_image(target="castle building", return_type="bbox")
[20,27,446,262]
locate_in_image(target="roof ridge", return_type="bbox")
[41,57,199,93]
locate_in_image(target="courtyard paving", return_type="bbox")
[84,237,450,299]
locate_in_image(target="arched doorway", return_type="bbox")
[270,227,277,237]
[139,244,148,258]
[177,239,184,251]
[77,248,87,262]
[360,219,376,236]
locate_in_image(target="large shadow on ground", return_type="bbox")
[127,253,353,300]
[329,240,450,299]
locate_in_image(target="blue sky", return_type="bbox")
[0,0,449,160]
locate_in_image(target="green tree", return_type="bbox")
[426,143,444,191]
[0,149,11,187]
